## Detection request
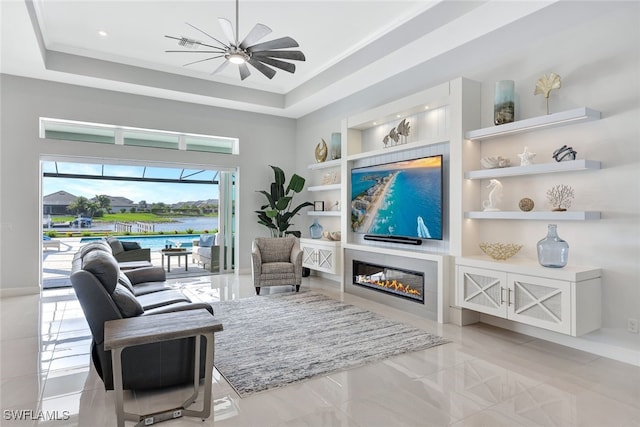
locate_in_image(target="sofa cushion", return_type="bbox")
[121,241,142,251]
[262,262,294,274]
[112,283,144,317]
[82,251,120,294]
[106,237,125,255]
[137,290,191,310]
[198,234,215,247]
[118,272,136,294]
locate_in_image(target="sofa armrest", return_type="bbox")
[251,242,262,286]
[124,267,166,284]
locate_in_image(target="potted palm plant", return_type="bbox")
[256,166,313,237]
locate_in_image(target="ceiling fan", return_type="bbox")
[164,0,305,81]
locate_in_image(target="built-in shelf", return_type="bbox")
[308,159,342,170]
[308,211,341,217]
[465,211,601,220]
[465,107,601,142]
[346,136,449,162]
[308,183,341,192]
[465,159,601,180]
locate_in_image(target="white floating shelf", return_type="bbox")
[308,184,342,192]
[465,211,601,220]
[465,107,601,142]
[465,160,601,180]
[308,211,341,217]
[308,159,342,170]
[346,136,449,162]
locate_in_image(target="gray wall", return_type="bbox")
[0,75,296,290]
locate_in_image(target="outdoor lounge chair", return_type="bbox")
[43,235,61,251]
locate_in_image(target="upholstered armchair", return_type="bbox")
[251,237,303,295]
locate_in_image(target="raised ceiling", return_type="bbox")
[0,1,600,118]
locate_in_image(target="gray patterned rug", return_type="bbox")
[210,291,449,397]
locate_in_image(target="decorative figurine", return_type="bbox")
[518,146,536,166]
[315,138,328,163]
[534,72,562,114]
[482,179,503,211]
[552,144,577,162]
[546,184,575,211]
[383,118,410,147]
[481,156,511,169]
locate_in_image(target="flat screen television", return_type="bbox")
[351,154,443,240]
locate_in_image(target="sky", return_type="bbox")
[42,162,220,204]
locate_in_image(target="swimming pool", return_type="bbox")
[80,235,202,251]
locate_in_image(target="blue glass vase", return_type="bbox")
[537,224,569,268]
[309,218,323,239]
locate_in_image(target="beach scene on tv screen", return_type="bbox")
[351,156,442,240]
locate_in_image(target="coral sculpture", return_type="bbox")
[546,184,575,211]
[534,72,562,114]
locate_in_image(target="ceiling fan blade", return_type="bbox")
[254,56,296,74]
[183,55,224,67]
[239,23,272,49]
[247,58,276,79]
[164,35,222,51]
[211,60,230,75]
[251,50,306,61]
[218,18,237,46]
[186,22,229,49]
[247,37,299,53]
[239,62,251,80]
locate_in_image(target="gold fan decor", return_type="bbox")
[534,72,562,114]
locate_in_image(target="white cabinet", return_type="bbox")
[300,238,341,275]
[456,257,601,336]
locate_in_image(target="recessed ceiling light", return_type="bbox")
[373,122,377,125]
[98,30,108,37]
[396,114,401,118]
[425,105,430,109]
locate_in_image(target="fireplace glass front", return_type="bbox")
[352,260,424,303]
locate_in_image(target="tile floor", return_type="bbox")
[1,273,640,427]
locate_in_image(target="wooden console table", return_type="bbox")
[104,310,223,427]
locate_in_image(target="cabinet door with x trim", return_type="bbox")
[457,266,508,318]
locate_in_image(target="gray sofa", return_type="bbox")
[70,241,214,390]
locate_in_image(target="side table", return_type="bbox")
[161,249,189,272]
[104,310,223,426]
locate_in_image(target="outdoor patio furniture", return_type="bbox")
[104,236,151,263]
[42,236,61,251]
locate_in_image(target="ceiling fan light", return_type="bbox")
[227,53,247,64]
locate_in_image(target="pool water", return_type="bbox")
[80,235,202,251]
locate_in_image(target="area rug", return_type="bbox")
[210,291,449,397]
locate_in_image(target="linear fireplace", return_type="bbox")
[353,260,424,303]
[344,248,440,320]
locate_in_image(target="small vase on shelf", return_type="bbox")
[309,218,323,239]
[494,80,515,125]
[537,224,569,268]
